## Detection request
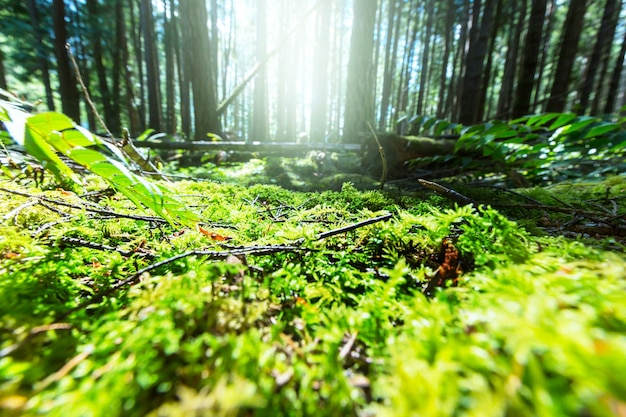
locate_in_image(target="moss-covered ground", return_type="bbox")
[1,159,625,416]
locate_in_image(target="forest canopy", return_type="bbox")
[1,0,625,144]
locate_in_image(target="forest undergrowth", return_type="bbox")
[2,98,626,416]
[1,167,625,416]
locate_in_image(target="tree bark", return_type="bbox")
[576,0,618,115]
[141,0,163,131]
[52,0,80,122]
[604,26,626,114]
[496,0,526,118]
[458,0,496,124]
[180,0,221,140]
[590,0,622,115]
[26,0,55,110]
[343,0,378,142]
[310,0,331,142]
[512,0,547,118]
[252,0,269,142]
[86,0,113,134]
[544,0,587,113]
[0,47,7,90]
[416,0,434,116]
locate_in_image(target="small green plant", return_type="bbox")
[1,100,198,226]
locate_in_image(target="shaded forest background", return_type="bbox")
[0,0,625,144]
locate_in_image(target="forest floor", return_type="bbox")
[1,153,625,416]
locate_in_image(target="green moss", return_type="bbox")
[1,174,625,417]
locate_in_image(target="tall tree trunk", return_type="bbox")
[111,0,124,134]
[544,0,587,113]
[458,0,496,124]
[164,0,176,134]
[86,0,113,135]
[416,0,434,116]
[26,0,55,110]
[437,0,456,119]
[512,0,547,118]
[0,48,7,90]
[478,0,503,120]
[52,0,80,122]
[590,0,622,115]
[141,0,163,131]
[180,0,221,139]
[343,0,378,142]
[115,0,140,134]
[310,0,331,142]
[172,0,191,139]
[451,0,470,121]
[497,0,526,118]
[378,0,400,129]
[604,27,626,114]
[533,0,556,109]
[129,0,146,131]
[576,0,618,115]
[252,0,269,142]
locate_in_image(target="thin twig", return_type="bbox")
[417,179,476,206]
[311,213,393,242]
[0,186,169,224]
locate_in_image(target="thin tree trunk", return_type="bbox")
[252,0,269,142]
[512,0,547,118]
[437,0,456,119]
[141,0,163,131]
[164,0,176,134]
[416,0,434,116]
[591,0,622,115]
[0,48,6,89]
[52,0,80,122]
[310,0,331,142]
[604,27,626,114]
[129,0,146,131]
[458,0,496,124]
[86,0,113,134]
[497,0,526,118]
[26,0,55,110]
[545,0,587,113]
[576,0,618,115]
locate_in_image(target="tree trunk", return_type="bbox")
[141,0,163,131]
[496,0,526,118]
[26,0,55,110]
[172,0,191,139]
[164,0,176,134]
[180,0,221,140]
[252,0,269,142]
[511,0,547,118]
[590,0,622,115]
[416,0,434,116]
[52,0,80,122]
[129,0,146,131]
[378,0,400,129]
[604,26,626,114]
[0,47,7,90]
[576,0,618,115]
[310,0,331,143]
[86,0,113,135]
[436,0,456,119]
[544,0,587,113]
[343,0,378,142]
[458,0,496,124]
